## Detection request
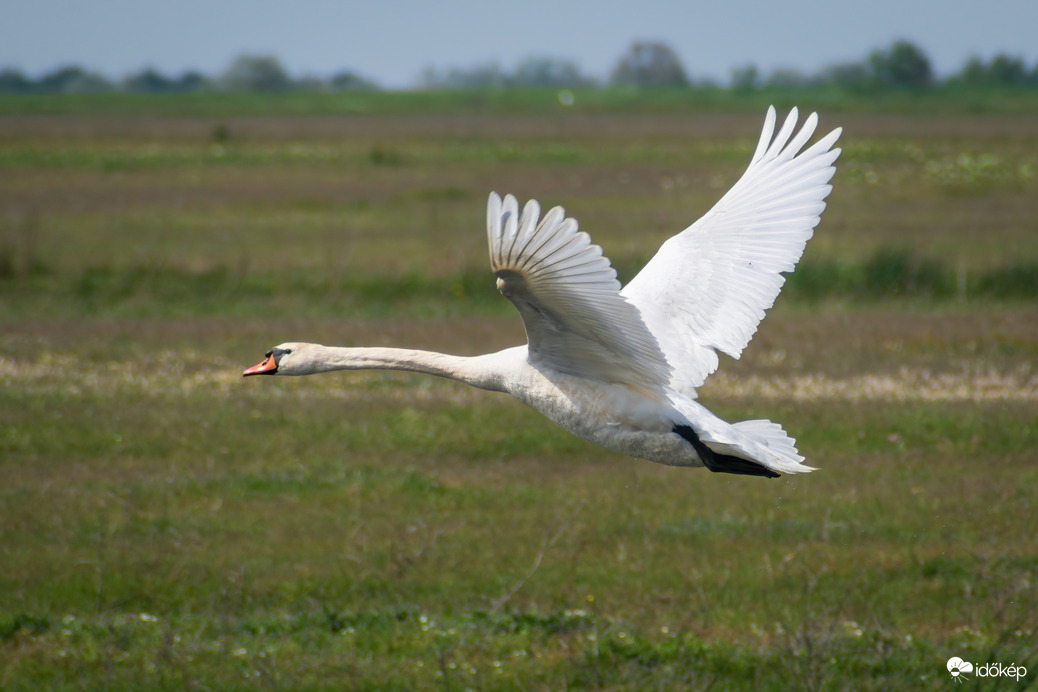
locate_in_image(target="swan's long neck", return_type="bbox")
[296,345,516,392]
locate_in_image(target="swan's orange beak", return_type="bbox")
[243,353,278,376]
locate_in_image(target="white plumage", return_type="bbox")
[623,107,842,397]
[245,107,842,479]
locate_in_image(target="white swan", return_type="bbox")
[244,107,841,478]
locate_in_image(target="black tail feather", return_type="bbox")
[673,425,780,479]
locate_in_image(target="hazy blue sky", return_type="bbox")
[2,0,1034,87]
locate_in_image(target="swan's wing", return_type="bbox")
[487,192,669,390]
[622,107,841,398]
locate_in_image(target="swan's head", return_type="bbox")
[242,342,318,376]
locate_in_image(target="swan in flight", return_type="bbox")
[244,107,841,478]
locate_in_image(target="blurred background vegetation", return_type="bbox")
[1,33,1037,691]
[2,38,1037,95]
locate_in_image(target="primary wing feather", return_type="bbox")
[622,107,842,398]
[487,193,669,390]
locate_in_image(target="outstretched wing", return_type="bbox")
[487,192,669,390]
[622,107,842,398]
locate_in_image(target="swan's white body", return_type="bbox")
[245,107,842,478]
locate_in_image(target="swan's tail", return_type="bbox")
[671,399,817,477]
[730,418,815,475]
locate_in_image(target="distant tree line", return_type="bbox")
[731,41,1038,91]
[0,55,378,94]
[2,40,1037,94]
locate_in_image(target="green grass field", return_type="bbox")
[1,94,1037,690]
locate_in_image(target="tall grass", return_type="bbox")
[1,249,1034,320]
[789,249,1038,301]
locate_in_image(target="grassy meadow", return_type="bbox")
[1,92,1037,690]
